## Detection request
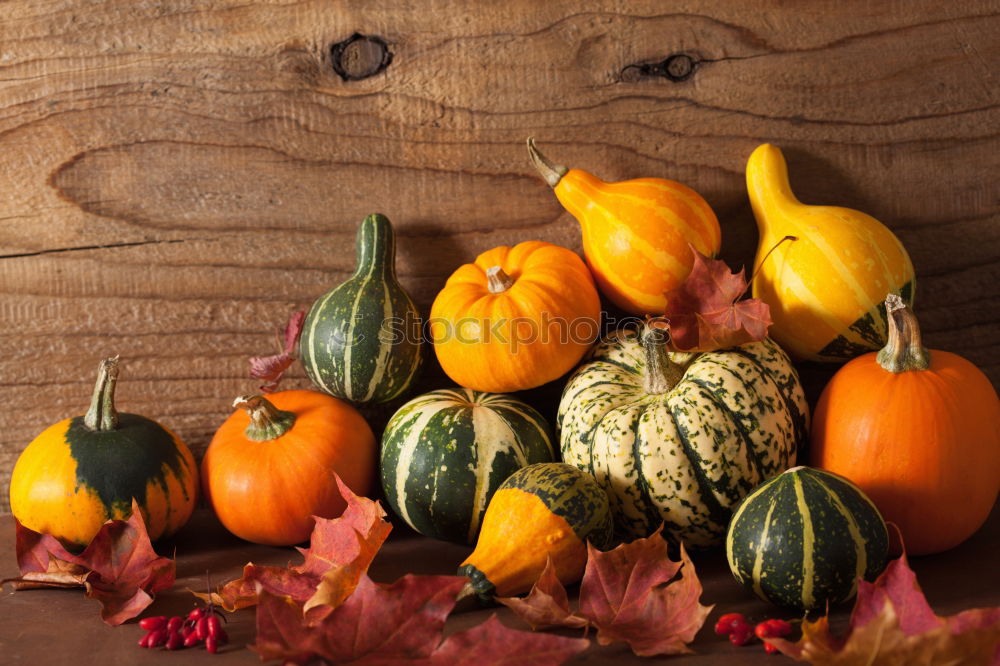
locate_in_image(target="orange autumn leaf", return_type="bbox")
[662,246,771,352]
[197,474,391,614]
[499,527,713,657]
[2,500,175,625]
[769,553,1000,665]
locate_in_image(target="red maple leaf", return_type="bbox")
[253,574,589,665]
[499,527,713,657]
[199,474,392,615]
[2,500,175,625]
[769,553,1000,664]
[249,309,306,392]
[662,246,771,352]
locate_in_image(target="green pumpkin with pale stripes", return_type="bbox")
[557,324,809,547]
[380,388,555,544]
[299,213,422,405]
[725,466,889,610]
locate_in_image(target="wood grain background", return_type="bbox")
[1,1,998,512]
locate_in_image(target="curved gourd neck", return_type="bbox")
[746,144,804,224]
[233,394,296,441]
[84,356,121,431]
[527,137,609,233]
[641,324,685,394]
[353,213,398,280]
[877,294,930,373]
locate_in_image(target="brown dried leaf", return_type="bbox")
[496,556,588,631]
[249,310,305,392]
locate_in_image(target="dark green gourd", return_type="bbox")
[299,213,423,404]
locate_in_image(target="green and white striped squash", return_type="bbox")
[299,213,422,405]
[557,324,809,547]
[725,466,889,610]
[380,388,555,545]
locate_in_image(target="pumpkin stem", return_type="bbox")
[353,213,397,279]
[877,294,930,373]
[84,356,120,431]
[233,394,297,441]
[527,137,568,188]
[486,266,515,294]
[641,321,685,394]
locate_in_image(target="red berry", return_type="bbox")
[206,614,222,638]
[148,628,168,648]
[767,619,793,637]
[166,616,183,633]
[138,632,154,648]
[205,636,218,654]
[714,612,748,635]
[195,616,208,641]
[183,631,202,648]
[764,641,779,654]
[166,631,184,651]
[188,607,206,621]
[729,624,754,647]
[139,616,167,631]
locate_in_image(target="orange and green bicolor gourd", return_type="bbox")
[527,138,721,315]
[458,462,613,601]
[9,357,198,547]
[746,144,915,361]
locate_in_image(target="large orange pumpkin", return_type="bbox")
[528,138,721,315]
[810,295,1000,555]
[201,390,376,546]
[430,240,601,393]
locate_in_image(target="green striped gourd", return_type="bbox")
[299,213,422,404]
[458,462,613,600]
[557,324,809,547]
[380,388,555,545]
[747,144,915,361]
[725,466,889,610]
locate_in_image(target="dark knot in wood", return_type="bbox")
[622,53,698,83]
[330,33,392,81]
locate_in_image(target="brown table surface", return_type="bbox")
[2,501,998,665]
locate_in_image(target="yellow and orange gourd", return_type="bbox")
[430,240,601,393]
[527,138,721,315]
[746,144,915,361]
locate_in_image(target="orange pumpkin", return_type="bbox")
[201,390,376,546]
[430,240,601,393]
[528,138,721,315]
[810,294,1000,555]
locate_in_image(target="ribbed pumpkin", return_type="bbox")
[558,324,809,547]
[429,240,601,393]
[726,466,889,611]
[458,462,613,601]
[527,138,721,315]
[746,143,915,361]
[9,357,198,547]
[202,390,376,546]
[810,295,1000,555]
[299,213,422,404]
[380,388,555,545]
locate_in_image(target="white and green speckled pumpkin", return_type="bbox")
[380,388,555,545]
[557,324,809,547]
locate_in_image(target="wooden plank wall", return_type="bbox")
[1,1,998,511]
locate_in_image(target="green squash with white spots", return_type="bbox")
[725,466,889,610]
[557,324,809,547]
[299,213,422,405]
[380,388,555,544]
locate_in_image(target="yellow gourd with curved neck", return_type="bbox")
[746,144,915,362]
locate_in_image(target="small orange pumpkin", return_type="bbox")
[528,138,721,315]
[810,294,1000,555]
[430,240,601,393]
[201,390,376,546]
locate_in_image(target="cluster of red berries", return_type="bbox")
[137,606,228,653]
[714,612,793,654]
